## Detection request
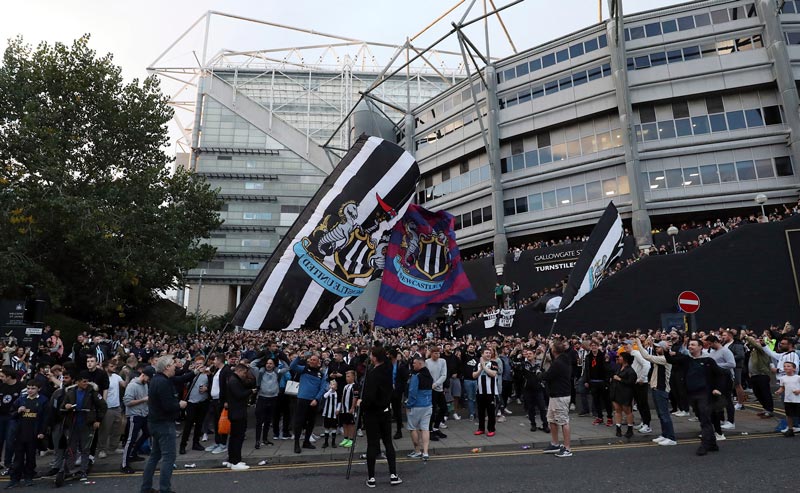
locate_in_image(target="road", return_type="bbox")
[24,434,791,492]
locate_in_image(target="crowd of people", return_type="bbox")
[0,318,797,489]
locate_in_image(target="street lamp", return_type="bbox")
[755,193,767,220]
[194,269,206,334]
[667,226,679,254]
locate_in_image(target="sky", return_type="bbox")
[1,0,682,151]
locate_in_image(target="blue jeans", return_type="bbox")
[463,379,477,417]
[141,420,176,493]
[0,416,18,465]
[652,388,675,440]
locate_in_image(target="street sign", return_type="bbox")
[678,291,700,313]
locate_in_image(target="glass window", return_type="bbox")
[682,46,701,60]
[752,34,764,49]
[658,120,676,139]
[602,178,618,196]
[598,34,608,48]
[745,108,764,127]
[245,182,264,190]
[645,22,662,37]
[710,9,729,24]
[666,168,684,188]
[483,206,492,221]
[516,62,529,77]
[537,131,551,148]
[783,1,797,13]
[500,157,509,174]
[612,129,623,147]
[700,43,717,58]
[531,85,544,99]
[539,147,552,164]
[567,139,581,158]
[441,180,451,195]
[530,58,542,72]
[480,165,490,181]
[788,32,800,45]
[630,26,645,40]
[672,100,690,118]
[584,38,599,52]
[726,110,747,130]
[700,164,720,184]
[525,150,539,168]
[639,105,656,123]
[512,154,525,171]
[572,184,587,203]
[618,175,630,195]
[518,89,532,104]
[588,67,602,81]
[634,55,651,70]
[706,96,725,114]
[718,162,737,182]
[559,76,573,90]
[650,52,667,66]
[683,167,700,186]
[642,123,659,141]
[554,49,568,63]
[649,171,666,189]
[580,134,597,154]
[570,43,585,58]
[586,181,602,201]
[602,63,612,76]
[472,210,483,225]
[730,6,745,20]
[735,160,757,180]
[551,143,567,161]
[462,212,472,228]
[541,53,556,68]
[763,106,783,125]
[694,13,711,27]
[691,115,710,134]
[545,80,559,95]
[717,39,736,55]
[635,125,643,143]
[470,168,480,185]
[677,15,695,31]
[662,19,678,34]
[454,215,461,229]
[542,190,557,209]
[754,159,775,178]
[503,199,516,216]
[529,194,543,211]
[776,156,794,176]
[667,49,683,64]
[597,131,613,150]
[709,113,728,132]
[573,71,588,86]
[556,187,572,205]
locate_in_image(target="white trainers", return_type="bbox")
[230,462,250,471]
[638,425,652,434]
[734,404,743,411]
[390,474,403,485]
[497,415,507,423]
[504,408,512,415]
[204,444,217,452]
[658,438,677,446]
[452,413,462,421]
[357,430,364,437]
[211,445,227,454]
[569,403,576,411]
[715,433,726,441]
[222,461,231,468]
[688,417,699,422]
[97,451,107,459]
[201,434,208,442]
[439,423,448,429]
[652,436,666,443]
[720,421,735,430]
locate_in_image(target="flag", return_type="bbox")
[558,202,624,311]
[232,136,419,330]
[327,307,354,332]
[375,204,476,328]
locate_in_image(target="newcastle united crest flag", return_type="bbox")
[232,136,419,330]
[375,204,475,328]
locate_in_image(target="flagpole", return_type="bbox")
[546,309,561,341]
[185,322,232,398]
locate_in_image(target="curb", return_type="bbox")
[87,429,775,473]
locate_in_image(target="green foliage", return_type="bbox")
[0,35,222,321]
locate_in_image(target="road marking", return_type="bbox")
[39,433,780,480]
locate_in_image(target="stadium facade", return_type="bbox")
[160,0,800,317]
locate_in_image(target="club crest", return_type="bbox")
[393,222,451,291]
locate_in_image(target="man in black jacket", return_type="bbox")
[140,356,187,493]
[358,346,401,488]
[388,349,408,439]
[542,339,573,458]
[224,364,255,471]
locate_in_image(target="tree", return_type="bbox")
[0,35,221,321]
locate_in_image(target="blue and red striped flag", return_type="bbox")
[374,204,475,328]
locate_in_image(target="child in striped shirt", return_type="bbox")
[338,371,358,448]
[322,380,339,448]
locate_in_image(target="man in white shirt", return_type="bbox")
[97,360,126,458]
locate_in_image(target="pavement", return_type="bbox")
[82,393,784,473]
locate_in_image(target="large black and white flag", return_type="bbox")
[232,136,419,330]
[327,307,354,332]
[558,202,624,311]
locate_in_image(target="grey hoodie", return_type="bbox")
[252,359,290,398]
[123,378,149,417]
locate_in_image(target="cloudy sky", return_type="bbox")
[1,0,681,149]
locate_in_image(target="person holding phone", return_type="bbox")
[472,348,499,437]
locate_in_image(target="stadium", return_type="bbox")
[151,0,800,331]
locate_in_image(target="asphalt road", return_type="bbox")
[21,434,792,492]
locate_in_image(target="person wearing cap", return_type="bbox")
[120,365,153,474]
[61,370,107,482]
[140,356,187,493]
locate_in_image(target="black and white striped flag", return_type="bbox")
[558,202,624,311]
[327,307,354,332]
[232,136,419,330]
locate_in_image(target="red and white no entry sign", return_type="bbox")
[678,291,700,313]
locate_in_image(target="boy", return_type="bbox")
[338,371,358,447]
[321,380,338,448]
[775,361,800,437]
[7,381,49,488]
